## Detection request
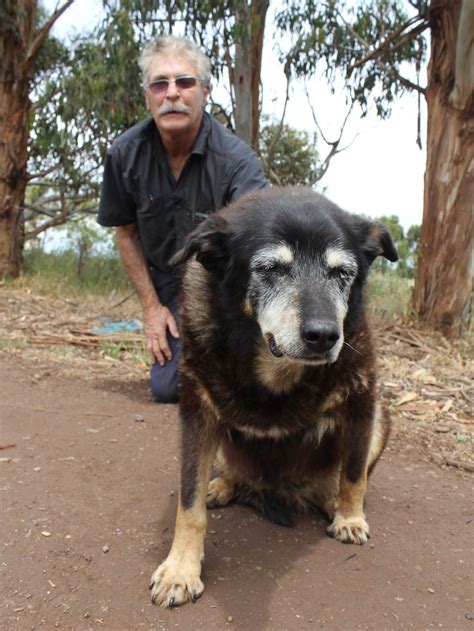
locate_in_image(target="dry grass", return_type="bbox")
[0,280,472,474]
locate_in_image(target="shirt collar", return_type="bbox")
[151,112,210,157]
[190,112,211,156]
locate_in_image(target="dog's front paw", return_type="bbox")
[206,476,235,508]
[149,557,203,607]
[327,514,370,545]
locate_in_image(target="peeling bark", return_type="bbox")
[0,0,36,278]
[0,0,74,278]
[233,0,269,149]
[413,0,474,336]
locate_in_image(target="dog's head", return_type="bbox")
[171,187,398,365]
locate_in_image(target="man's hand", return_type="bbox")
[114,225,180,367]
[144,304,180,366]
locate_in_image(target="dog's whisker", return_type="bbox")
[343,341,362,355]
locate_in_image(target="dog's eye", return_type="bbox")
[331,267,355,282]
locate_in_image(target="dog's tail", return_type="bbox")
[234,487,295,528]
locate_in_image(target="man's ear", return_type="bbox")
[144,89,152,113]
[362,221,399,263]
[169,214,232,277]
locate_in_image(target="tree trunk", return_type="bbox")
[413,0,474,336]
[233,0,269,149]
[0,0,36,278]
[0,0,73,278]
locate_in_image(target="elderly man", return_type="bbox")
[98,36,267,403]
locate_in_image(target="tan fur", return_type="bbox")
[303,416,337,447]
[319,389,347,412]
[206,476,235,507]
[242,294,254,317]
[180,368,221,421]
[238,424,292,439]
[290,467,341,513]
[274,244,294,263]
[181,260,215,342]
[149,503,206,607]
[327,513,370,545]
[255,341,304,394]
[149,420,218,607]
[351,371,370,392]
[195,380,221,421]
[327,475,369,544]
[367,403,385,467]
[337,476,367,518]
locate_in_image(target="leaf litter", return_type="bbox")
[0,287,472,472]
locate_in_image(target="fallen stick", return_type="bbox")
[28,332,143,348]
[444,457,474,473]
[110,290,136,309]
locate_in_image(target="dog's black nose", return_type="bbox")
[300,320,340,353]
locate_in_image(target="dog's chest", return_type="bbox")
[234,412,338,446]
[224,377,346,444]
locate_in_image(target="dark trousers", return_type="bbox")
[149,269,180,404]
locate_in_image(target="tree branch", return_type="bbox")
[27,164,61,181]
[336,7,427,96]
[209,99,234,129]
[222,25,236,120]
[26,0,75,65]
[23,203,56,218]
[25,215,72,239]
[348,17,429,72]
[304,84,357,182]
[265,69,291,169]
[258,154,282,186]
[24,203,98,240]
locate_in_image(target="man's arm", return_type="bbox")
[227,149,268,202]
[115,224,179,366]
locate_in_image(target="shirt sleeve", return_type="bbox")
[97,148,137,227]
[226,149,269,202]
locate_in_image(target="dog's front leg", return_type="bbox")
[327,396,374,545]
[150,398,218,607]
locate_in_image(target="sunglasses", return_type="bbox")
[145,76,200,94]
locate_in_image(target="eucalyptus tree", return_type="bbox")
[276,0,472,334]
[1,0,471,335]
[0,0,73,277]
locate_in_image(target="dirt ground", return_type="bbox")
[0,288,473,630]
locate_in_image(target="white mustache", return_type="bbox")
[158,103,191,115]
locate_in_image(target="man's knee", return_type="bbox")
[150,360,179,404]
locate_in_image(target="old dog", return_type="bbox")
[150,187,398,607]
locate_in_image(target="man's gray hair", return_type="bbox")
[139,36,212,89]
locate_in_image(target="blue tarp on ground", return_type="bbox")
[91,317,143,334]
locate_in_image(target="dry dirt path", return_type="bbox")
[1,352,472,631]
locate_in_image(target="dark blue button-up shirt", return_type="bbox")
[98,113,268,274]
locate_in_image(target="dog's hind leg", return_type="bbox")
[367,403,391,475]
[149,380,219,608]
[206,476,236,508]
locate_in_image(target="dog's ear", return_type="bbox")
[362,221,399,263]
[169,214,232,277]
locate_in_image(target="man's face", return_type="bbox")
[144,53,209,140]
